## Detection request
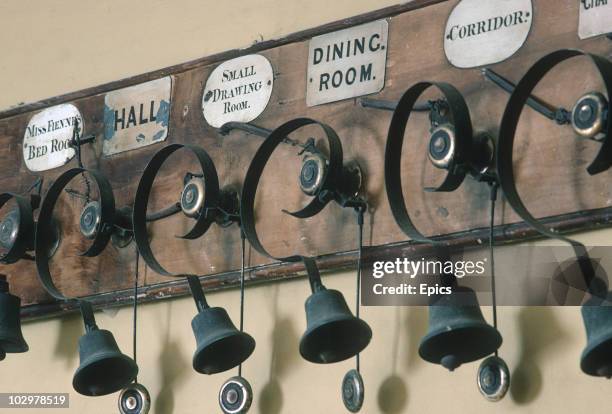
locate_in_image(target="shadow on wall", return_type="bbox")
[259,284,300,414]
[155,301,190,414]
[53,313,82,368]
[511,306,568,404]
[376,306,427,413]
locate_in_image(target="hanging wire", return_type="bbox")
[238,228,246,378]
[133,251,140,383]
[488,182,499,357]
[355,206,365,373]
[68,119,92,202]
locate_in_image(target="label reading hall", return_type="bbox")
[202,54,274,128]
[306,20,388,107]
[103,77,171,156]
[579,0,611,40]
[22,103,83,172]
[444,0,533,68]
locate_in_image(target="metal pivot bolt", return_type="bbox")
[428,124,456,169]
[299,153,327,195]
[79,201,101,240]
[571,92,608,139]
[181,177,206,218]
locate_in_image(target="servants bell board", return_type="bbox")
[0,0,610,314]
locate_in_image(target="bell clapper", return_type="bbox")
[342,205,367,413]
[118,252,150,414]
[219,229,253,414]
[476,182,510,402]
[119,383,151,414]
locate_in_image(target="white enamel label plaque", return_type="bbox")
[306,20,388,107]
[23,104,82,172]
[444,0,533,68]
[579,0,611,40]
[103,77,172,156]
[202,54,274,128]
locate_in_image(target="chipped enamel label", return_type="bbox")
[202,54,274,128]
[23,104,82,172]
[579,0,612,39]
[103,77,172,156]
[444,0,533,68]
[306,20,388,107]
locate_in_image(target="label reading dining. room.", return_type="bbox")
[306,19,388,107]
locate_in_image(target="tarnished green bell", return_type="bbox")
[581,293,612,378]
[73,329,138,396]
[300,289,372,364]
[192,307,255,375]
[0,277,28,356]
[419,286,502,371]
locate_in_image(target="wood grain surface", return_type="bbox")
[0,0,610,316]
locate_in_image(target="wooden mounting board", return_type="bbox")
[0,0,611,318]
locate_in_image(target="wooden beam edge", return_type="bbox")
[21,205,612,321]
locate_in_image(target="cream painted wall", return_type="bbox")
[5,228,612,414]
[1,0,612,413]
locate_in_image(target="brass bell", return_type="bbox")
[0,276,28,358]
[188,277,255,375]
[571,92,608,139]
[580,293,612,378]
[300,288,371,364]
[419,286,502,371]
[72,302,138,396]
[192,307,256,375]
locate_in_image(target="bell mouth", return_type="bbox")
[73,353,138,396]
[193,331,255,375]
[0,337,28,353]
[299,317,372,364]
[419,324,502,370]
[581,335,612,377]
